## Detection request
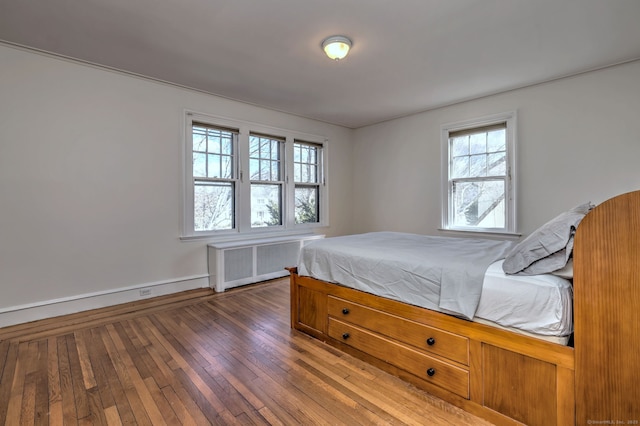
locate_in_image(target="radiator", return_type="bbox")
[207,234,323,292]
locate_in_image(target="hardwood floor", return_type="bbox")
[0,278,493,425]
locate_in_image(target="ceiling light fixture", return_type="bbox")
[322,35,352,60]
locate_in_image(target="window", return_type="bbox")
[192,123,237,232]
[183,112,327,239]
[249,134,283,228]
[441,112,516,234]
[293,141,322,224]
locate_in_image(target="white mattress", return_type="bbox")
[474,260,573,341]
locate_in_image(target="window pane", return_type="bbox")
[307,164,316,182]
[194,181,234,231]
[260,163,269,181]
[251,184,281,227]
[294,163,301,182]
[220,154,233,179]
[450,128,506,179]
[221,137,232,155]
[270,161,276,180]
[452,180,505,228]
[193,132,207,152]
[488,152,506,175]
[295,186,318,224]
[209,137,221,154]
[192,125,235,180]
[469,154,487,177]
[487,129,506,152]
[451,136,469,156]
[293,142,320,184]
[208,154,220,178]
[469,133,486,155]
[249,137,260,157]
[260,139,271,158]
[250,135,281,183]
[193,153,206,177]
[451,156,469,178]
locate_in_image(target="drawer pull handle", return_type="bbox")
[427,368,436,377]
[342,308,350,315]
[426,337,436,346]
[342,332,350,340]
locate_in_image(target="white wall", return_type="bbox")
[0,44,354,325]
[352,60,640,237]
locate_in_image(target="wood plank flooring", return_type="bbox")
[0,278,493,425]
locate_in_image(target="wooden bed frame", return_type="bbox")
[289,190,640,426]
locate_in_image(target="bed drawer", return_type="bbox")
[328,296,469,365]
[328,317,469,399]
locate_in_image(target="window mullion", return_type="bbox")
[237,130,251,232]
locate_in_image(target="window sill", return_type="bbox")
[180,227,327,244]
[206,233,324,249]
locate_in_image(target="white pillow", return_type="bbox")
[502,202,594,275]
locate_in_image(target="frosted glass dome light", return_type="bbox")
[322,36,352,60]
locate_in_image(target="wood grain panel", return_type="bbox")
[483,344,556,426]
[574,190,640,424]
[296,285,327,334]
[468,339,483,403]
[556,365,575,426]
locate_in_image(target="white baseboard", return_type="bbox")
[0,274,210,328]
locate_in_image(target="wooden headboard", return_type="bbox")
[574,189,640,423]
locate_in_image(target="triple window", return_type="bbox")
[184,113,326,238]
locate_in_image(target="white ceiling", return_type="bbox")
[1,0,640,128]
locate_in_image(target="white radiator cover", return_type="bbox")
[207,234,323,292]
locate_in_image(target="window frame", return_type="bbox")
[440,111,517,235]
[293,140,324,225]
[190,122,239,233]
[182,111,328,240]
[248,132,285,229]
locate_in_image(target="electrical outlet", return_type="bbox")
[139,288,151,297]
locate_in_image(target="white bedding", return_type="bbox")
[475,260,573,342]
[298,233,573,343]
[298,232,514,320]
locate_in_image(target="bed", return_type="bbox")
[288,190,640,426]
